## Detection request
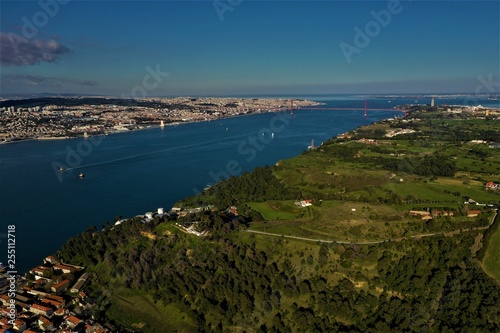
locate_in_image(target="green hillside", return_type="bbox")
[57,109,500,332]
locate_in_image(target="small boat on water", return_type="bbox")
[78,172,85,179]
[59,166,65,172]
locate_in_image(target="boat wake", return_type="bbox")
[64,133,249,171]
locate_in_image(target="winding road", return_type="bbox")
[245,210,498,245]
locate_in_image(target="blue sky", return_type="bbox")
[0,0,499,96]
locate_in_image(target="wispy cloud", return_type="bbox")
[79,80,98,86]
[3,74,98,87]
[0,32,70,66]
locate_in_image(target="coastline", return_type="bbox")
[0,104,321,145]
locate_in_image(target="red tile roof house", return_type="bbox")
[0,295,9,306]
[38,315,54,331]
[53,264,77,274]
[0,318,12,331]
[44,255,59,264]
[30,303,54,317]
[46,294,65,303]
[29,265,52,278]
[65,315,83,329]
[41,297,64,309]
[51,279,70,293]
[485,181,499,189]
[54,307,67,316]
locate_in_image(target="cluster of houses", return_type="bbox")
[384,128,416,138]
[115,205,213,226]
[485,182,499,190]
[0,256,111,333]
[173,205,215,218]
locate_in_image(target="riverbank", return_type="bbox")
[0,97,321,143]
[0,102,321,145]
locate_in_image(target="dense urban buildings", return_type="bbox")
[0,97,319,142]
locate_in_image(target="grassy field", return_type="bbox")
[242,113,499,247]
[107,286,197,333]
[384,178,499,204]
[249,200,433,242]
[247,201,299,220]
[481,216,500,281]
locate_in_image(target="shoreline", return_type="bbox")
[9,99,499,146]
[0,104,324,145]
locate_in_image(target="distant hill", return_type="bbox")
[0,97,168,108]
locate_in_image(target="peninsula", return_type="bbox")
[37,106,500,332]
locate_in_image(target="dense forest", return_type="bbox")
[58,164,500,332]
[59,214,500,332]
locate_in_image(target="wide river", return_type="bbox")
[1,96,497,273]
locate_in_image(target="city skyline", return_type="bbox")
[0,0,499,97]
